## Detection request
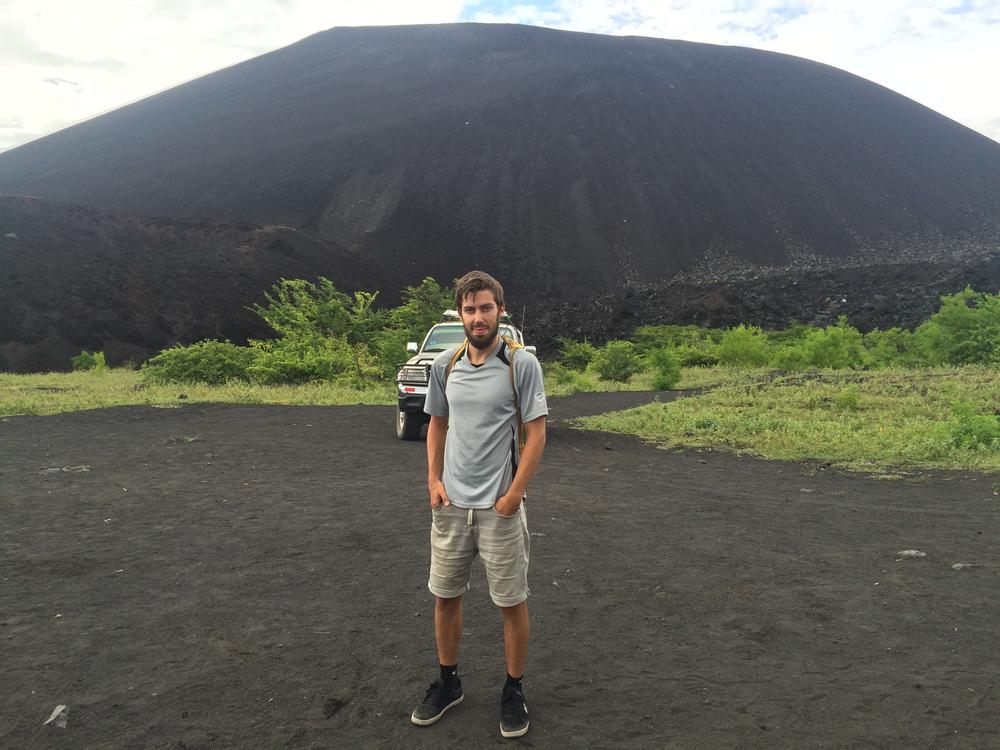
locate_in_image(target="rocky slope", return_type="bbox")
[0,197,387,372]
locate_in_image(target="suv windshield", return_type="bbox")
[422,325,517,352]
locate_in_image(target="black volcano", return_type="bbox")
[0,23,998,370]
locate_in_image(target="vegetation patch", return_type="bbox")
[576,368,1000,474]
[0,369,393,417]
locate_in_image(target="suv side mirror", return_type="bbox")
[524,345,536,355]
[406,342,419,354]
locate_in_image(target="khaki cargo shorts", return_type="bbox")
[428,503,530,607]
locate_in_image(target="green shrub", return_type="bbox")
[915,287,1000,365]
[544,361,574,385]
[765,322,816,347]
[672,343,719,367]
[718,325,770,367]
[646,347,681,390]
[143,340,258,384]
[949,402,1000,450]
[863,328,919,368]
[633,325,721,365]
[559,338,596,371]
[592,340,643,382]
[543,361,592,392]
[801,317,868,369]
[71,350,106,372]
[770,344,810,371]
[371,327,411,379]
[632,325,721,352]
[247,335,380,386]
[766,319,868,370]
[834,386,861,411]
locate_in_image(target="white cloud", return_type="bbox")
[0,0,466,150]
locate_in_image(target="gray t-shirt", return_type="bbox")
[424,338,548,509]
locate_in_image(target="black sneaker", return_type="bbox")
[410,678,463,726]
[499,681,529,738]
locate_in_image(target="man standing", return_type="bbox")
[411,270,547,739]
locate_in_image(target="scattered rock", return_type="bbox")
[951,563,981,571]
[896,549,927,559]
[40,465,91,475]
[43,704,68,728]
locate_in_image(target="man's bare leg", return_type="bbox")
[412,595,465,726]
[435,595,463,665]
[500,601,529,678]
[499,601,531,737]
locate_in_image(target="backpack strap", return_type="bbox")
[501,336,526,452]
[444,340,468,382]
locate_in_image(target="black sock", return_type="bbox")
[440,664,459,688]
[505,673,523,689]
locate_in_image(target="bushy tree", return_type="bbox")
[592,340,643,382]
[251,277,385,345]
[387,277,454,341]
[374,277,454,376]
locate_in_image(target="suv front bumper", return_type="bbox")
[397,383,428,414]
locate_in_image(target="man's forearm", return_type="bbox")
[427,415,447,484]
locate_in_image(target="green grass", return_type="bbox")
[9,367,999,476]
[0,369,394,417]
[576,367,1000,474]
[542,364,757,397]
[0,365,774,417]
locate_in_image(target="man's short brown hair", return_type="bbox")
[454,270,505,310]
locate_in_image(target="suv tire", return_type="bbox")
[396,409,423,441]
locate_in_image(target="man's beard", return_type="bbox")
[464,319,500,350]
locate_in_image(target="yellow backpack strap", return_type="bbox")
[445,340,468,383]
[501,336,526,451]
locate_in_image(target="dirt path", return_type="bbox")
[1,394,998,748]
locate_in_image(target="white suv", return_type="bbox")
[395,311,535,440]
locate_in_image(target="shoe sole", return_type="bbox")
[410,694,464,726]
[500,721,529,738]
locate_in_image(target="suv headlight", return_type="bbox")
[397,365,429,384]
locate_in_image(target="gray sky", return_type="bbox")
[2,0,998,153]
